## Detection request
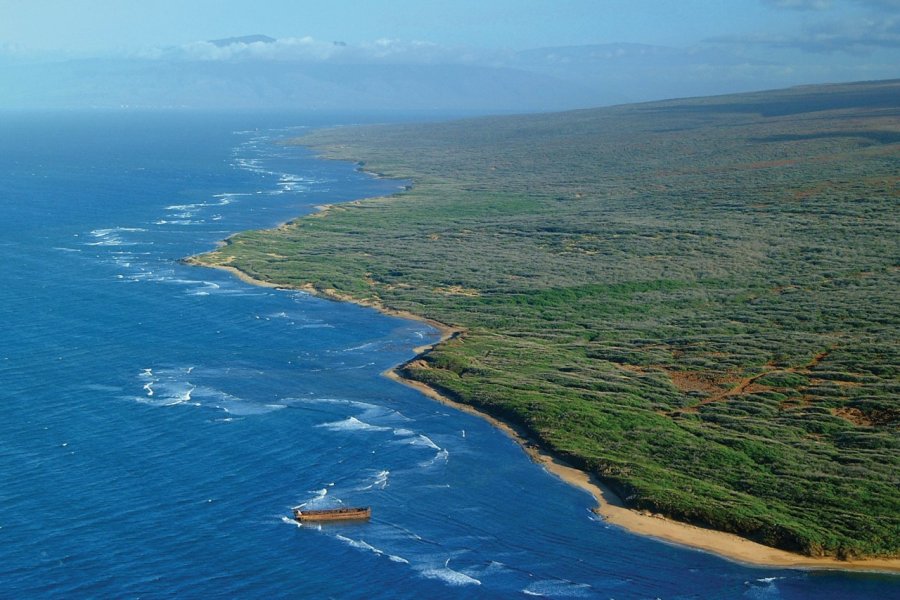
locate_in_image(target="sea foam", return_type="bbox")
[523,580,593,598]
[360,470,390,491]
[419,559,481,587]
[333,535,410,568]
[317,417,391,433]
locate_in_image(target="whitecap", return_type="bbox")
[522,581,593,598]
[212,193,248,204]
[342,341,380,352]
[420,560,481,587]
[133,373,281,416]
[184,281,221,296]
[359,405,410,423]
[86,227,145,246]
[152,381,195,404]
[336,535,383,555]
[360,470,390,491]
[295,398,379,411]
[744,575,786,597]
[317,417,391,433]
[85,237,132,247]
[194,387,284,415]
[754,577,784,584]
[127,272,155,281]
[219,402,286,416]
[420,448,450,468]
[405,434,441,450]
[333,534,410,566]
[292,488,335,511]
[331,361,377,371]
[91,227,146,234]
[281,516,302,528]
[279,174,307,183]
[176,386,194,403]
[154,219,201,225]
[374,470,389,488]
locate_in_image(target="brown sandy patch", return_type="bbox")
[434,285,480,297]
[667,370,726,396]
[833,407,874,427]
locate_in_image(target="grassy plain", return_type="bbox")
[195,81,900,558]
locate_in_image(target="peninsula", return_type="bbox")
[191,80,900,568]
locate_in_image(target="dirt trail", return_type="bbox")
[674,347,834,413]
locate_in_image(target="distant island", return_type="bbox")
[191,80,900,567]
[207,34,277,47]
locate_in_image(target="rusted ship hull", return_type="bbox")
[292,506,371,522]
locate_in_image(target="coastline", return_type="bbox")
[386,368,900,573]
[187,255,899,574]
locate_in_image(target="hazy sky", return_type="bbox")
[1,0,899,56]
[1,0,898,109]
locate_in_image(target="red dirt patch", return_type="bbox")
[833,407,874,427]
[667,371,726,396]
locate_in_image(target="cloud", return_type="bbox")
[761,0,832,10]
[853,0,900,9]
[761,0,900,10]
[134,36,493,66]
[802,16,900,50]
[138,36,338,61]
[712,15,900,52]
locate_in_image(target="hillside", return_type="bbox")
[194,80,900,558]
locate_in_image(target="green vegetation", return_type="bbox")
[196,80,900,558]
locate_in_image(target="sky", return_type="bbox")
[1,0,899,56]
[0,0,898,109]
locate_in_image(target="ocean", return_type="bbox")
[0,111,894,599]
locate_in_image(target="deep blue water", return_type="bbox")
[0,111,895,599]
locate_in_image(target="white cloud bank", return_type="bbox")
[135,36,496,65]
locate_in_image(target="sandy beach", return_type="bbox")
[188,257,900,574]
[385,367,900,573]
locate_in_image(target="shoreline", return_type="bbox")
[187,257,900,574]
[385,368,900,573]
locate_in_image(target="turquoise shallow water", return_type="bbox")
[0,111,895,599]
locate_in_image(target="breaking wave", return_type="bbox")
[317,417,391,432]
[419,559,481,587]
[131,368,284,415]
[523,580,593,598]
[333,535,409,566]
